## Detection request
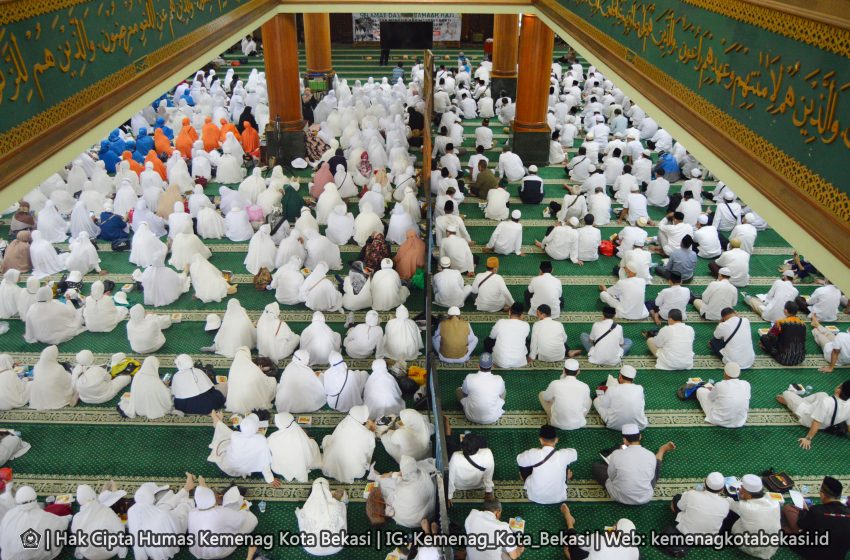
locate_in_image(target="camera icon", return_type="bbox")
[20,528,40,549]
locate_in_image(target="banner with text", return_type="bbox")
[352,13,461,43]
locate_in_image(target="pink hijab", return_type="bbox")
[310,162,333,199]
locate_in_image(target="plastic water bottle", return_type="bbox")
[258,500,266,513]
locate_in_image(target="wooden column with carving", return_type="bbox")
[490,15,519,99]
[304,13,334,76]
[262,14,305,160]
[512,14,554,165]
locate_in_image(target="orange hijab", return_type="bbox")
[175,128,195,159]
[182,118,198,141]
[145,151,167,181]
[241,122,260,155]
[201,117,220,152]
[122,151,144,176]
[153,128,173,157]
[219,119,241,144]
[393,230,426,280]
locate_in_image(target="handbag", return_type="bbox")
[710,317,743,352]
[253,267,272,291]
[761,469,794,493]
[111,239,130,251]
[823,396,849,436]
[599,240,615,257]
[365,487,387,525]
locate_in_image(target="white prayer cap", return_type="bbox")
[448,306,461,316]
[627,132,638,139]
[222,486,243,509]
[564,358,580,371]
[511,209,522,220]
[744,213,755,223]
[718,267,732,277]
[642,149,651,156]
[741,474,763,493]
[204,313,222,331]
[636,216,649,227]
[616,518,636,532]
[697,214,709,225]
[783,269,795,278]
[621,423,640,436]
[14,486,37,504]
[585,132,594,140]
[691,168,702,178]
[195,486,216,510]
[630,184,639,192]
[67,270,83,283]
[705,472,725,491]
[724,362,741,378]
[568,216,580,227]
[723,190,736,201]
[595,114,604,122]
[381,258,393,269]
[587,164,596,173]
[614,132,624,138]
[439,256,451,268]
[291,158,308,169]
[113,291,129,305]
[110,353,127,367]
[446,224,458,233]
[620,365,637,379]
[528,165,538,173]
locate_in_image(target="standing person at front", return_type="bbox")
[516,425,577,505]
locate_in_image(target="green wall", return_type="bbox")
[0,0,250,146]
[557,0,850,218]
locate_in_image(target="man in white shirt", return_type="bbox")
[671,471,730,534]
[484,183,510,221]
[472,256,514,312]
[746,270,799,322]
[656,212,694,256]
[458,352,505,424]
[696,362,751,428]
[433,256,473,308]
[526,261,562,318]
[727,475,781,559]
[676,190,701,227]
[646,309,695,370]
[559,506,640,560]
[447,433,494,502]
[693,214,722,259]
[439,224,475,275]
[710,307,755,369]
[594,365,648,431]
[431,126,450,158]
[619,184,649,225]
[518,166,544,204]
[516,424,578,504]
[600,266,649,320]
[486,209,523,256]
[713,190,742,232]
[529,304,579,363]
[649,127,673,153]
[474,118,494,150]
[439,144,462,178]
[539,359,591,430]
[680,168,704,201]
[591,424,676,505]
[464,500,524,560]
[730,213,758,254]
[580,306,633,365]
[645,168,671,207]
[648,272,691,325]
[434,201,472,245]
[587,186,612,226]
[566,147,592,183]
[497,146,525,182]
[486,303,531,369]
[577,214,601,262]
[459,92,477,119]
[433,89,451,119]
[710,238,750,287]
[694,269,739,320]
[811,315,850,373]
[615,217,649,258]
[798,279,842,322]
[632,150,653,186]
[467,145,488,182]
[536,218,579,263]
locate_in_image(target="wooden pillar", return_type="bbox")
[490,14,519,99]
[262,14,305,160]
[304,13,334,76]
[512,14,554,165]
